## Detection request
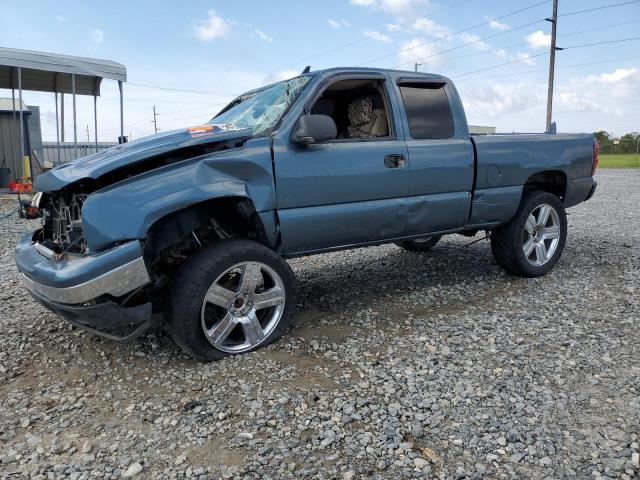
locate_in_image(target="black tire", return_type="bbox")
[490,190,567,278]
[395,236,441,252]
[166,239,297,361]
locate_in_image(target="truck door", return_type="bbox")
[393,79,474,235]
[272,74,409,255]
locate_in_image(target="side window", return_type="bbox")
[308,78,393,141]
[399,83,454,139]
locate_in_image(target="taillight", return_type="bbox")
[592,139,599,176]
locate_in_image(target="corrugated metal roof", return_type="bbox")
[0,98,29,113]
[0,47,126,96]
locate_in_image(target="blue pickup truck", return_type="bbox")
[16,67,598,360]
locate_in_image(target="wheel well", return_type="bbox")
[523,170,567,201]
[143,197,271,278]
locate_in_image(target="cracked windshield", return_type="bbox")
[210,76,311,135]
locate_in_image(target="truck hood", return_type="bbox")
[35,124,254,192]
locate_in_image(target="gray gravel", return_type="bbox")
[1,169,638,480]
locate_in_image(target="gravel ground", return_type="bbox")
[0,169,638,480]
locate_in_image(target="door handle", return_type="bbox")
[384,154,406,168]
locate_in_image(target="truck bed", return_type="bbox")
[466,133,595,226]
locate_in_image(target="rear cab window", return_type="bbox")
[398,82,455,139]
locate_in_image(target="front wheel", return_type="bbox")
[490,190,567,277]
[166,239,297,361]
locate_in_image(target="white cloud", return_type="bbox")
[56,15,66,22]
[411,17,451,38]
[397,38,446,68]
[516,52,536,66]
[262,70,300,85]
[463,82,543,118]
[88,29,104,51]
[489,19,509,31]
[591,68,639,83]
[569,68,640,102]
[253,29,273,42]
[494,48,507,58]
[379,0,425,14]
[462,67,639,129]
[351,0,426,16]
[459,32,489,51]
[554,69,637,114]
[363,29,393,43]
[387,23,402,31]
[526,30,550,49]
[193,10,232,42]
[328,19,352,28]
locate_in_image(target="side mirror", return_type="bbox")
[293,114,337,144]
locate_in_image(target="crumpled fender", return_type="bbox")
[81,138,276,251]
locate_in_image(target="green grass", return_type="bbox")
[598,153,640,168]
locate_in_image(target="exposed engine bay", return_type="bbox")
[37,192,88,254]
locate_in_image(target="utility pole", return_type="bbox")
[545,0,562,133]
[414,62,421,72]
[152,105,159,134]
[86,124,90,142]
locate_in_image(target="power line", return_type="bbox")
[394,18,545,68]
[431,18,640,66]
[160,102,229,116]
[454,55,640,82]
[391,1,640,71]
[559,0,640,17]
[358,0,552,67]
[127,82,237,96]
[271,0,475,75]
[421,0,475,17]
[158,112,216,123]
[452,37,640,78]
[558,18,640,38]
[563,36,640,50]
[452,52,548,77]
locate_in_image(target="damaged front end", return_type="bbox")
[35,190,89,257]
[20,187,155,340]
[15,122,270,341]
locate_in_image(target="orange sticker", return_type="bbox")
[187,124,214,135]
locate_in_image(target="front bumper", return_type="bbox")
[15,233,154,340]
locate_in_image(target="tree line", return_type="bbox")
[593,131,640,154]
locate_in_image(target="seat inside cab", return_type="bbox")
[309,79,392,140]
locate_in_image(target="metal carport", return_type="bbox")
[0,47,126,173]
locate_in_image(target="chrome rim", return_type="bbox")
[201,261,285,353]
[523,204,561,266]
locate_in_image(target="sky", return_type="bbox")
[1,0,639,142]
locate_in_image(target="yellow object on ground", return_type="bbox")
[22,156,31,179]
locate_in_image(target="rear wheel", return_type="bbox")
[166,239,297,361]
[491,190,567,277]
[395,236,441,252]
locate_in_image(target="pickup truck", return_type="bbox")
[15,67,598,361]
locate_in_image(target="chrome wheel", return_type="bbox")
[201,261,285,353]
[523,204,561,266]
